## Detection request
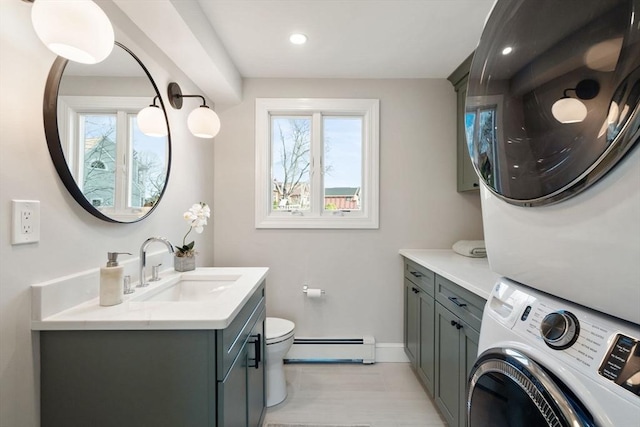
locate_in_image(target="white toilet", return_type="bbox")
[265,317,295,407]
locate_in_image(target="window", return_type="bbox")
[58,96,168,220]
[255,98,379,229]
[465,95,503,191]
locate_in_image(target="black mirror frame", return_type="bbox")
[43,41,172,223]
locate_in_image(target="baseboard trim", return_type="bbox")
[375,343,410,363]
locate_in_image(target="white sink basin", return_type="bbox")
[134,274,242,302]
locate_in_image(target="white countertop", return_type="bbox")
[32,267,268,331]
[399,249,500,300]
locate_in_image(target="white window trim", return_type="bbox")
[255,98,379,229]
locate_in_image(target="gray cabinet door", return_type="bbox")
[448,53,479,192]
[459,318,479,427]
[456,78,480,192]
[247,310,266,427]
[404,279,419,365]
[40,330,215,427]
[434,302,461,427]
[218,343,248,427]
[417,289,435,396]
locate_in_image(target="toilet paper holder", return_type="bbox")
[302,285,325,295]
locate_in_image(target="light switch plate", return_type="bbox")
[12,200,40,245]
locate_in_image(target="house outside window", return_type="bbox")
[255,98,379,229]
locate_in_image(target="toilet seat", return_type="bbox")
[266,317,295,345]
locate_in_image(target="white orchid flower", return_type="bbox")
[175,202,211,256]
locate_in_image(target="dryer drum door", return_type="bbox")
[467,0,640,206]
[467,349,595,427]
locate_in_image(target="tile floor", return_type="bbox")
[262,363,447,427]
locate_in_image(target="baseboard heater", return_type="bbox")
[284,336,375,364]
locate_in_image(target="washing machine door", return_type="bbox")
[467,348,595,427]
[467,0,640,206]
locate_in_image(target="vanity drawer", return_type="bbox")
[217,281,265,380]
[404,259,435,297]
[435,275,485,332]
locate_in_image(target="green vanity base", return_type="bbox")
[41,283,266,427]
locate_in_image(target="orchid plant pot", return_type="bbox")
[174,254,196,272]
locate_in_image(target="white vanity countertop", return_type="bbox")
[399,249,500,300]
[32,267,268,331]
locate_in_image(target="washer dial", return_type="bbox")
[540,311,580,350]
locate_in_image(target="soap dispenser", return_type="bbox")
[100,252,131,306]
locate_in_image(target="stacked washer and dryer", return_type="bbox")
[465,0,640,426]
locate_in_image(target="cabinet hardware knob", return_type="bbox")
[410,271,423,278]
[450,320,463,329]
[412,287,420,294]
[448,296,467,307]
[473,183,479,187]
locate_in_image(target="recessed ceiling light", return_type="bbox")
[289,33,307,45]
[502,46,513,55]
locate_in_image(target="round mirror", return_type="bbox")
[467,0,639,206]
[44,42,171,222]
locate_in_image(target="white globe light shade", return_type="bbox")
[31,0,115,64]
[551,97,587,124]
[187,107,221,138]
[137,106,168,137]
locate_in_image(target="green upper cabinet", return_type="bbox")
[448,53,480,192]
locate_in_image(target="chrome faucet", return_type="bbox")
[138,237,174,287]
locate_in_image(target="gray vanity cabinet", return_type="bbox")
[434,275,483,427]
[40,282,266,427]
[403,260,436,396]
[447,53,479,192]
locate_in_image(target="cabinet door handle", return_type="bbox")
[249,333,261,369]
[448,296,467,307]
[473,183,479,187]
[412,287,420,294]
[450,320,463,330]
[410,271,423,278]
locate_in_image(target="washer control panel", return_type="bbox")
[518,300,609,370]
[490,277,640,399]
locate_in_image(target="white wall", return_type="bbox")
[0,2,215,426]
[213,79,483,344]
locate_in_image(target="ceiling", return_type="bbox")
[115,0,496,104]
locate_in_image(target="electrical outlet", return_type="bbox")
[12,200,40,245]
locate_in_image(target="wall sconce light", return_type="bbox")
[167,82,221,139]
[137,96,168,137]
[26,0,114,64]
[551,79,600,124]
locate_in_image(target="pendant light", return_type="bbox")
[167,82,221,138]
[551,79,600,124]
[137,96,168,137]
[29,0,114,64]
[551,97,588,124]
